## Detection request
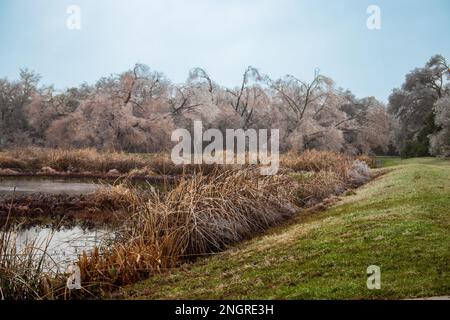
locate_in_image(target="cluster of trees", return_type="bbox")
[0,64,392,155]
[388,55,450,157]
[4,55,447,157]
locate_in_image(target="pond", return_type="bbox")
[0,176,122,272]
[5,225,116,271]
[0,177,102,196]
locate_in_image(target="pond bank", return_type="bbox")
[0,177,123,228]
[0,174,167,228]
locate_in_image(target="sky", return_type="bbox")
[0,0,449,103]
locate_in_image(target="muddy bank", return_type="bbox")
[0,171,177,184]
[0,193,127,229]
[0,173,175,228]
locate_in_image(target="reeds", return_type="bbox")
[283,150,372,206]
[0,147,148,174]
[281,150,353,177]
[0,148,240,176]
[0,221,62,300]
[78,168,297,286]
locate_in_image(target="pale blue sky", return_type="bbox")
[0,0,449,102]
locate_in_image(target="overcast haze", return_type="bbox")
[0,0,449,102]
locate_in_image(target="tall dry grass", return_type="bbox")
[281,150,353,177]
[356,155,377,168]
[78,168,297,286]
[0,219,63,300]
[293,171,346,205]
[0,147,148,174]
[0,147,243,176]
[284,150,372,206]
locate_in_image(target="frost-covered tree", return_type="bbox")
[388,55,449,157]
[0,63,392,155]
[429,95,450,156]
[0,69,40,147]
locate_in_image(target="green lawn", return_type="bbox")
[123,158,450,299]
[376,156,448,168]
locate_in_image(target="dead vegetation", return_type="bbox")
[0,205,67,300]
[78,168,297,287]
[0,149,373,298]
[0,148,148,174]
[0,147,246,178]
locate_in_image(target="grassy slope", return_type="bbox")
[124,158,450,299]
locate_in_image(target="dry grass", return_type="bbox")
[78,168,297,286]
[0,147,148,174]
[93,183,142,211]
[0,149,374,298]
[0,148,243,176]
[293,171,346,205]
[281,150,353,177]
[0,219,64,299]
[284,151,372,206]
[0,147,375,177]
[0,155,28,171]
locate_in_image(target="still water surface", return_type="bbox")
[0,177,101,196]
[5,226,115,271]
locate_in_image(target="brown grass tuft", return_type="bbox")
[281,150,353,177]
[78,169,297,286]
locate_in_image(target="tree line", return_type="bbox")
[0,55,448,157]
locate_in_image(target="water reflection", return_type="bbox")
[9,226,115,270]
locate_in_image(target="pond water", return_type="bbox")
[0,177,119,271]
[0,177,101,196]
[6,225,116,271]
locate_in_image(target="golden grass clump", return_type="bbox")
[0,225,63,300]
[293,170,346,205]
[284,151,372,205]
[0,154,28,171]
[281,150,353,178]
[78,168,297,286]
[93,184,142,211]
[0,147,148,174]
